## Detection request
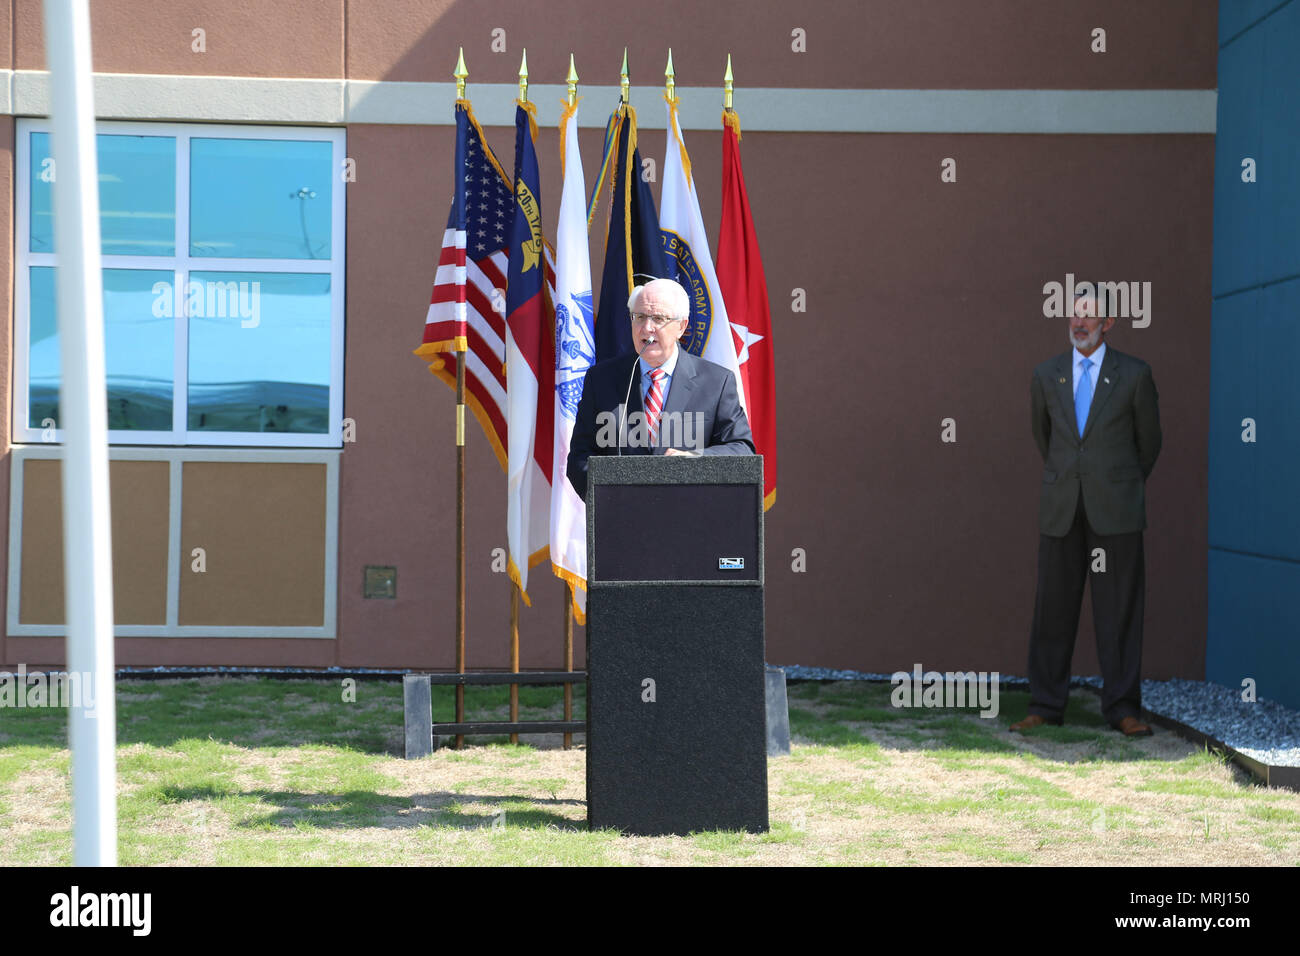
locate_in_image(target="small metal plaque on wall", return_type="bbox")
[364,566,396,599]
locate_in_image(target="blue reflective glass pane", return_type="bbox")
[100,136,176,256]
[27,267,57,426]
[29,132,176,255]
[189,139,332,259]
[187,272,331,433]
[29,134,53,252]
[28,267,176,430]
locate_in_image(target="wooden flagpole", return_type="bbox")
[562,55,580,752]
[507,51,530,744]
[563,585,573,749]
[510,585,519,743]
[454,49,468,749]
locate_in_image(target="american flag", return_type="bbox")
[414,102,516,469]
[414,102,555,470]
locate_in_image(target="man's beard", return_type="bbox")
[1069,325,1103,353]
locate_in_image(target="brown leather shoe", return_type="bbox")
[1117,716,1153,737]
[1009,714,1062,732]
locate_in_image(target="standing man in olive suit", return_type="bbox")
[1011,287,1162,737]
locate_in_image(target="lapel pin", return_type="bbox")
[1104,377,1110,384]
[1058,377,1066,384]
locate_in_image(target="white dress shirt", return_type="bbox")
[1073,342,1106,396]
[638,347,680,405]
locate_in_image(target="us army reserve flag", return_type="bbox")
[661,93,746,411]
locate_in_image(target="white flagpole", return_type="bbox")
[44,0,117,866]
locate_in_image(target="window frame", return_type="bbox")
[6,445,340,638]
[14,118,347,447]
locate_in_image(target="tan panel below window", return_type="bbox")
[20,459,170,625]
[179,461,326,627]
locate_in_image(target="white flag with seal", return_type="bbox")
[661,95,746,411]
[550,97,595,622]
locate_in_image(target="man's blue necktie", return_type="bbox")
[1075,357,1094,437]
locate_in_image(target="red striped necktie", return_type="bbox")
[645,368,666,446]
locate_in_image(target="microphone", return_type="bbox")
[617,355,639,456]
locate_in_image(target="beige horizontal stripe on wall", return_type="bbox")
[1,70,1216,133]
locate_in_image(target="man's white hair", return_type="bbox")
[1074,280,1113,319]
[627,277,690,321]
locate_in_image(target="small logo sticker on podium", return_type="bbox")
[718,557,745,570]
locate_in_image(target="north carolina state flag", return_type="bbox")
[504,100,555,602]
[717,111,776,509]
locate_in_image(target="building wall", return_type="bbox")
[1208,0,1299,708]
[0,0,1218,681]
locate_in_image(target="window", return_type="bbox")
[15,121,346,446]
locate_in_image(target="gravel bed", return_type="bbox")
[1139,677,1300,767]
[776,665,1300,767]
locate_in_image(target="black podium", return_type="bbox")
[585,455,768,836]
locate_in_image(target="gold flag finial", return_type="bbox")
[620,47,629,104]
[454,47,468,100]
[723,53,733,111]
[566,53,579,107]
[665,48,676,103]
[518,48,529,102]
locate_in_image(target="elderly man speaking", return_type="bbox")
[566,278,755,499]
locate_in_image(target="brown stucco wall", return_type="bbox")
[345,0,1215,90]
[346,123,1211,679]
[0,0,1215,683]
[13,0,344,77]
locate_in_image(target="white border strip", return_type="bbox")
[11,70,345,123]
[7,445,340,638]
[4,70,1217,133]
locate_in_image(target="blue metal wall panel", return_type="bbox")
[1211,26,1264,296]
[1254,279,1300,561]
[1260,1,1300,284]
[1208,289,1259,553]
[1210,0,1299,710]
[1220,0,1292,44]
[1207,549,1300,710]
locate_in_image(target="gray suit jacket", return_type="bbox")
[1031,346,1162,537]
[566,349,755,500]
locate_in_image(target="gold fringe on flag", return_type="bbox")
[723,109,742,141]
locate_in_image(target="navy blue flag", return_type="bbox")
[593,105,669,363]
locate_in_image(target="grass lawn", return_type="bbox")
[1,676,1297,865]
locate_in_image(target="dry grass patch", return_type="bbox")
[1,677,1297,865]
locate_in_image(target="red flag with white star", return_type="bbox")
[717,111,776,509]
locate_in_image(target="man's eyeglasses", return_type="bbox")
[630,312,682,329]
